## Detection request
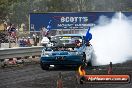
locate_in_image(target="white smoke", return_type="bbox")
[82,12,132,65]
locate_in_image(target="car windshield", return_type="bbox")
[50,36,83,48]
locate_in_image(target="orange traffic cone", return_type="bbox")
[57,72,63,88]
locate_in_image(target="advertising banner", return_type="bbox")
[30,12,132,31]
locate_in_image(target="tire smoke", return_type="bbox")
[82,12,132,65]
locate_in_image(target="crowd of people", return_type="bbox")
[0,23,33,47]
[19,37,31,47]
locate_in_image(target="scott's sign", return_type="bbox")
[60,17,88,23]
[29,12,132,31]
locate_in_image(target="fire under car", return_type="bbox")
[40,34,94,70]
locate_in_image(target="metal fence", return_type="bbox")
[0,46,43,60]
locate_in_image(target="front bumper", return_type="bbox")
[40,55,84,65]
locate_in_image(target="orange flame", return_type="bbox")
[78,66,86,76]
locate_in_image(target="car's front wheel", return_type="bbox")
[40,61,49,70]
[87,60,92,66]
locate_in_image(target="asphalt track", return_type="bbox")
[0,60,132,88]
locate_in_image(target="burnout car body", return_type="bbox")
[40,34,92,70]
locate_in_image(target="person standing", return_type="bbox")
[40,26,47,39]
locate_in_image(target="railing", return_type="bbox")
[0,46,44,60]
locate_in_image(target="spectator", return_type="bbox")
[19,39,23,47]
[7,23,12,34]
[40,26,47,39]
[24,37,31,47]
[19,37,26,47]
[33,34,36,46]
[7,24,17,43]
[26,37,31,47]
[10,24,16,32]
[0,32,9,43]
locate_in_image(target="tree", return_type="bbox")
[1,0,132,25]
[0,0,19,23]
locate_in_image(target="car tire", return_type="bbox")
[40,61,49,70]
[80,76,86,84]
[82,52,87,66]
[87,60,92,66]
[87,51,95,67]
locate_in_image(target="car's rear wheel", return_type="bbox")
[87,60,92,66]
[82,52,87,66]
[87,52,95,67]
[40,61,49,70]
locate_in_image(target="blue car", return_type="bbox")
[40,34,87,70]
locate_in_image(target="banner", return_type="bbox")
[29,12,132,31]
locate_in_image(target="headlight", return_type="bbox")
[45,52,52,55]
[41,50,52,57]
[69,51,82,55]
